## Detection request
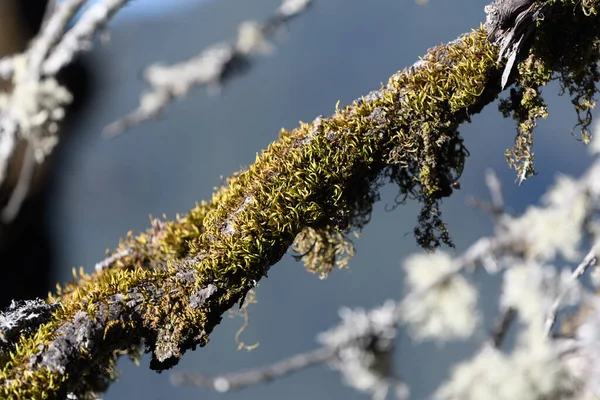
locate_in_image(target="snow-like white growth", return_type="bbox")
[502,172,587,263]
[236,22,272,55]
[438,261,582,400]
[317,301,408,400]
[278,0,312,17]
[0,55,72,161]
[542,174,582,209]
[556,296,600,399]
[436,341,574,400]
[401,252,479,341]
[501,264,549,325]
[505,206,582,262]
[501,263,581,333]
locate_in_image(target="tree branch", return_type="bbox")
[171,347,336,392]
[104,0,313,137]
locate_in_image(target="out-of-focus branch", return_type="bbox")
[104,0,313,137]
[27,0,87,78]
[2,144,36,222]
[544,245,599,336]
[490,307,516,348]
[171,346,336,392]
[0,0,129,79]
[0,0,130,221]
[42,0,130,76]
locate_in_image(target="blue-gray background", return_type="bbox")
[48,0,594,399]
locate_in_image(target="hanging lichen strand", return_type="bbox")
[1,0,599,397]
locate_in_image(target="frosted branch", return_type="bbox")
[104,0,313,137]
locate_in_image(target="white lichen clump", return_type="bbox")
[502,263,581,332]
[401,252,479,341]
[437,259,581,399]
[436,340,574,400]
[317,301,408,400]
[0,55,72,161]
[504,173,586,263]
[505,207,582,262]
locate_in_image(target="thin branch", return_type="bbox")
[0,0,130,220]
[171,346,336,392]
[27,0,87,78]
[486,169,504,212]
[40,1,61,33]
[468,169,505,219]
[104,0,313,137]
[2,144,37,223]
[544,245,599,337]
[42,0,131,76]
[490,307,516,348]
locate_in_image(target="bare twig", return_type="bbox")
[171,346,336,392]
[468,169,505,219]
[486,169,504,212]
[2,144,37,223]
[490,307,517,348]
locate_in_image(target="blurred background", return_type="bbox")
[2,0,596,399]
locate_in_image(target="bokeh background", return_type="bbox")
[34,0,596,398]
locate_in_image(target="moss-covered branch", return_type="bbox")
[1,1,599,398]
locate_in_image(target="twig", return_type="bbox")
[94,248,132,272]
[468,169,505,219]
[486,169,504,212]
[27,0,86,78]
[104,0,313,137]
[40,1,60,32]
[0,0,131,220]
[544,245,598,337]
[170,346,335,392]
[1,144,37,223]
[490,307,516,348]
[0,115,18,185]
[42,0,131,76]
